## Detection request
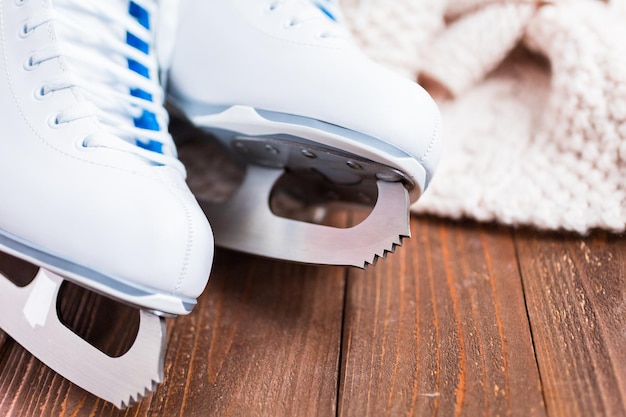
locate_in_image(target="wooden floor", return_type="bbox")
[0,216,624,417]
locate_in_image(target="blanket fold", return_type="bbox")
[343,0,626,233]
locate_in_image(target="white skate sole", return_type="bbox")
[0,228,197,315]
[178,103,428,267]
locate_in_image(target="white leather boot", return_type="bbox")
[168,0,442,267]
[0,0,214,316]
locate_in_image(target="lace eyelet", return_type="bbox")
[47,114,65,129]
[23,56,38,71]
[266,2,279,12]
[76,137,90,150]
[283,20,299,29]
[315,31,334,40]
[18,23,31,38]
[15,0,27,6]
[34,85,50,100]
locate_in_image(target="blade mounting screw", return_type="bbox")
[346,160,362,170]
[301,149,317,159]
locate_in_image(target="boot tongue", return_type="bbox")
[126,0,164,150]
[310,0,346,24]
[52,0,171,154]
[154,0,180,83]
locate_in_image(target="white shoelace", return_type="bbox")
[23,0,183,173]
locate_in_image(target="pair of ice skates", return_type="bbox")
[0,0,442,408]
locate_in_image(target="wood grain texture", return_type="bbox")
[0,217,624,417]
[138,249,346,417]
[338,218,546,417]
[516,230,626,417]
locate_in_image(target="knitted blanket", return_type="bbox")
[342,0,626,233]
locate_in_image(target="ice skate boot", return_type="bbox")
[0,0,213,408]
[168,0,442,268]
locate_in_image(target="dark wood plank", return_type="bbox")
[516,230,626,417]
[0,328,7,353]
[0,248,346,417]
[4,212,621,416]
[142,249,346,417]
[338,217,546,417]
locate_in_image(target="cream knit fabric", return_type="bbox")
[342,0,626,233]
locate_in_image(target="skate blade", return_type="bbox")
[0,268,165,409]
[200,165,411,268]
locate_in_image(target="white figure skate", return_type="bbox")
[0,0,213,408]
[168,0,442,267]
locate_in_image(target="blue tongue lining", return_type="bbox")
[127,1,163,153]
[129,1,150,28]
[312,0,337,22]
